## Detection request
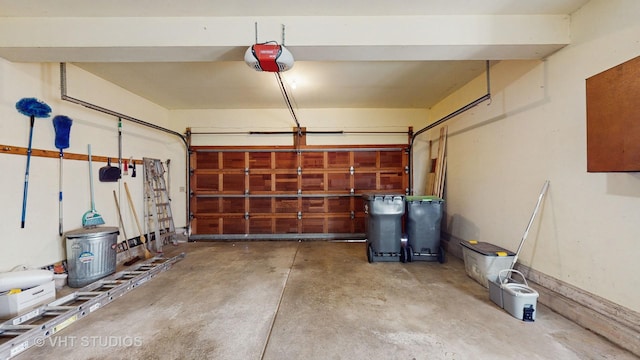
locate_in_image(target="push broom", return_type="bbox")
[53,115,73,235]
[82,144,105,227]
[16,97,52,228]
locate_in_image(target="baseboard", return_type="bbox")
[441,233,640,357]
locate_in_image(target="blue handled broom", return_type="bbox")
[16,98,51,228]
[53,115,73,235]
[82,144,105,227]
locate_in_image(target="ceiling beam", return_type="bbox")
[0,15,570,62]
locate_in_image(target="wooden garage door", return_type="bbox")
[189,144,408,240]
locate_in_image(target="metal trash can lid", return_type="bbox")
[362,193,404,201]
[405,195,443,202]
[65,226,119,239]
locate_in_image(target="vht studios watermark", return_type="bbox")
[35,335,143,348]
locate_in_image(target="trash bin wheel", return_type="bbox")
[437,246,446,264]
[400,246,407,263]
[406,246,414,262]
[367,243,374,263]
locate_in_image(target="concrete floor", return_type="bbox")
[17,241,638,360]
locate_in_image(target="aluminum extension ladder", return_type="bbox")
[143,158,178,254]
[0,253,185,360]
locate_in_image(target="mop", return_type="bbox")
[502,180,550,284]
[15,97,52,228]
[53,115,73,235]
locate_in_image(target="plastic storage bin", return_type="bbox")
[405,196,444,262]
[460,241,515,288]
[65,226,119,288]
[364,194,405,263]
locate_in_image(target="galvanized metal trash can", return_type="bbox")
[364,194,406,263]
[65,226,119,288]
[405,196,444,263]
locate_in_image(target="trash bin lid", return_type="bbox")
[405,195,443,202]
[65,226,119,239]
[460,241,515,256]
[362,194,404,201]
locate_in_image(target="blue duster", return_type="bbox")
[16,97,52,228]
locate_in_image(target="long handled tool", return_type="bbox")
[113,190,141,266]
[82,144,105,227]
[53,115,73,235]
[124,182,152,259]
[15,97,52,228]
[504,180,550,283]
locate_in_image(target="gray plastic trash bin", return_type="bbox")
[65,226,119,288]
[364,194,405,263]
[405,196,444,263]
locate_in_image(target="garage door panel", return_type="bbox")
[195,197,221,213]
[327,173,350,191]
[223,152,245,169]
[249,152,271,169]
[327,197,350,212]
[249,218,273,234]
[275,198,298,213]
[276,218,299,233]
[354,173,377,190]
[194,174,219,191]
[327,151,350,168]
[249,174,272,191]
[275,174,298,192]
[301,173,324,191]
[223,174,245,192]
[190,144,408,238]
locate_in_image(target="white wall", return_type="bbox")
[0,61,186,271]
[419,0,640,311]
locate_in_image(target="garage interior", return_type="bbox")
[1,1,639,359]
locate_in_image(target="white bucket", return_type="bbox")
[496,269,539,321]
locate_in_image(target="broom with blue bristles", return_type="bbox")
[53,115,73,235]
[16,97,52,228]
